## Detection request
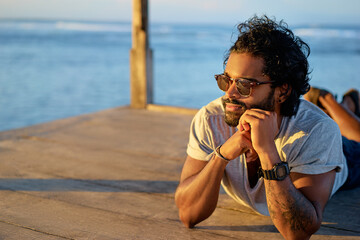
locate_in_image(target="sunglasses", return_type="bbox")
[215,74,275,97]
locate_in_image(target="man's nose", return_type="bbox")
[225,81,240,98]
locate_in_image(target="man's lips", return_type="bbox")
[226,103,244,111]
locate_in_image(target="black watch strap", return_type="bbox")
[258,162,290,181]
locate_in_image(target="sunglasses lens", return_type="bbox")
[216,75,230,91]
[236,80,251,96]
[215,75,253,97]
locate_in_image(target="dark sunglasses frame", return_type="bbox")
[215,74,275,97]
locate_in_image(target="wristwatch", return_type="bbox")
[258,162,290,181]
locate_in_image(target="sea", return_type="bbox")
[0,19,360,131]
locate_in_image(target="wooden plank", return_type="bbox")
[0,221,66,240]
[0,108,359,239]
[0,190,261,239]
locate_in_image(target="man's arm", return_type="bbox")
[261,149,335,240]
[239,109,336,239]
[175,129,253,228]
[174,155,227,228]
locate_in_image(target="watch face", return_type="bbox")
[276,167,286,177]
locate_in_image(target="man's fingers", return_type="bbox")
[244,109,270,119]
[241,129,251,141]
[241,122,251,131]
[238,109,276,131]
[239,113,259,131]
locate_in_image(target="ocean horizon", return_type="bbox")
[1,19,360,131]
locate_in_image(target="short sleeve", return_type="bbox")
[286,119,345,175]
[186,108,215,161]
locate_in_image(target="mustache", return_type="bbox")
[222,97,246,107]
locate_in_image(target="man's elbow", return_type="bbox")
[284,231,313,240]
[283,220,321,240]
[175,191,195,228]
[179,209,195,228]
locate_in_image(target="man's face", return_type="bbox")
[221,53,276,127]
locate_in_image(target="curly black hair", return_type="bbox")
[224,15,311,116]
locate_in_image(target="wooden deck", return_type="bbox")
[0,106,359,239]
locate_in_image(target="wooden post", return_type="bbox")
[130,0,153,109]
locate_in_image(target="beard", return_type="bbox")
[222,88,276,127]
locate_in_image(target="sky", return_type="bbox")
[0,0,359,26]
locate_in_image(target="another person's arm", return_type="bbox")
[319,94,360,142]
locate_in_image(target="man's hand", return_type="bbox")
[220,128,256,161]
[238,109,279,155]
[244,147,259,162]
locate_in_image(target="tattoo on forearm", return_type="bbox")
[266,181,316,232]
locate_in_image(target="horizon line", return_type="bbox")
[1,17,360,29]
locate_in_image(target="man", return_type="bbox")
[175,16,348,240]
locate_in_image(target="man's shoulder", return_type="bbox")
[196,97,224,119]
[290,99,339,132]
[279,100,346,182]
[191,97,229,135]
[187,97,230,161]
[296,99,336,125]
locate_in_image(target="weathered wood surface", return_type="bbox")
[0,106,359,239]
[130,0,153,108]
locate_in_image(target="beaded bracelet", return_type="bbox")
[214,145,231,162]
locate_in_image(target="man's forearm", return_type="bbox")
[265,178,321,239]
[175,155,228,228]
[260,152,321,239]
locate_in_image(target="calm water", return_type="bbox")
[0,19,360,131]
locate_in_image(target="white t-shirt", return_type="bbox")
[186,97,348,216]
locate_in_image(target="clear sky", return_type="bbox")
[0,0,359,25]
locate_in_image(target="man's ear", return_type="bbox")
[278,84,291,103]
